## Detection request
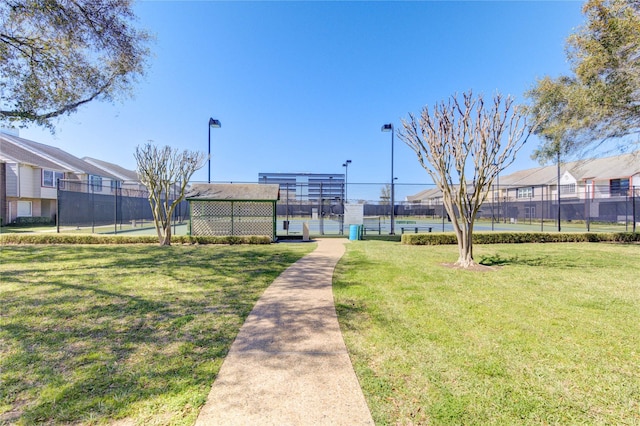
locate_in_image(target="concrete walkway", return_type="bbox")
[195,238,374,425]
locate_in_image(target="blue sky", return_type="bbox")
[20,0,586,201]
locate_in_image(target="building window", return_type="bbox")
[90,175,103,192]
[610,178,629,196]
[560,183,576,194]
[17,201,32,217]
[516,187,533,199]
[42,170,64,188]
[110,180,121,193]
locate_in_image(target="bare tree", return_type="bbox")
[134,143,206,246]
[400,92,533,268]
[379,184,391,205]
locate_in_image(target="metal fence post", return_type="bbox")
[114,182,118,235]
[633,186,637,233]
[625,192,629,232]
[319,182,324,235]
[91,181,95,234]
[541,185,544,232]
[56,178,61,233]
[586,188,590,232]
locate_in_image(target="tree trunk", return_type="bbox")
[456,250,475,268]
[150,199,167,246]
[455,222,475,268]
[444,198,476,268]
[157,202,176,246]
[160,225,172,246]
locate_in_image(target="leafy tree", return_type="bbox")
[527,76,588,162]
[527,0,640,162]
[134,143,206,246]
[526,76,580,231]
[400,92,532,268]
[0,0,150,129]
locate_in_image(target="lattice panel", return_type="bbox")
[234,202,273,217]
[190,201,274,238]
[191,201,232,217]
[232,217,274,236]
[191,217,232,236]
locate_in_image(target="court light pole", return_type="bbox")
[208,118,221,183]
[381,123,395,235]
[342,159,352,202]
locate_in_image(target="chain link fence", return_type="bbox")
[56,180,187,234]
[272,183,640,235]
[55,180,640,235]
[475,184,640,231]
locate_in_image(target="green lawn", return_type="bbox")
[0,243,314,425]
[3,240,639,425]
[334,241,640,425]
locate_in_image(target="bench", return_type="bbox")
[401,226,433,234]
[362,226,381,235]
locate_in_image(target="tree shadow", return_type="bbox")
[478,253,547,267]
[1,244,311,424]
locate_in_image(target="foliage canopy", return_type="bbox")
[527,0,640,162]
[0,0,151,129]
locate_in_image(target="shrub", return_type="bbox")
[14,216,54,226]
[361,235,402,242]
[0,234,272,245]
[402,232,640,245]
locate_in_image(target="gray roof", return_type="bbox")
[0,133,120,179]
[0,136,65,170]
[186,184,280,201]
[83,157,139,181]
[566,151,640,180]
[407,151,640,201]
[499,164,561,187]
[406,187,441,202]
[500,151,640,187]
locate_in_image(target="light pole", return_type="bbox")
[342,160,352,203]
[381,123,395,235]
[208,118,221,183]
[341,160,351,236]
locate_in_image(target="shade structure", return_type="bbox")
[186,183,280,241]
